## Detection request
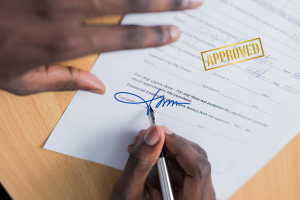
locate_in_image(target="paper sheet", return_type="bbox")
[44,0,300,199]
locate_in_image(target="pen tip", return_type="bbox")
[150,106,154,112]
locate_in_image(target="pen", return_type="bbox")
[148,106,174,200]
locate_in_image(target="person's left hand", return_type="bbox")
[0,0,202,95]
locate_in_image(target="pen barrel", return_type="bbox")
[156,157,174,200]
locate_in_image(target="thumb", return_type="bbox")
[2,64,105,95]
[120,125,165,190]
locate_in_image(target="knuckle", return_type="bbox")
[124,26,145,49]
[193,143,208,159]
[37,1,57,18]
[54,36,75,52]
[201,149,208,159]
[172,0,184,10]
[61,67,79,91]
[177,137,192,152]
[195,157,211,179]
[45,32,78,55]
[192,143,202,152]
[128,151,151,172]
[129,0,149,12]
[37,0,69,18]
[153,26,167,44]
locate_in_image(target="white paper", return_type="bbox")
[44,0,300,199]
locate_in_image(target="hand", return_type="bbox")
[0,0,203,95]
[110,125,216,200]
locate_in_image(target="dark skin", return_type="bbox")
[0,0,203,95]
[1,0,215,198]
[110,125,215,200]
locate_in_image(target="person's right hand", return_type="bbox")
[110,125,216,200]
[0,0,203,96]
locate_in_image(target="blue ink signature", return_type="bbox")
[114,89,190,115]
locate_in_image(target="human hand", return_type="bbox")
[110,125,215,200]
[0,0,203,95]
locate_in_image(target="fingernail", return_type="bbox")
[88,89,105,95]
[128,145,133,152]
[138,129,146,138]
[144,126,160,145]
[170,26,180,40]
[187,0,203,8]
[162,125,173,135]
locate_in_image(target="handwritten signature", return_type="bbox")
[199,28,229,44]
[254,55,278,66]
[244,65,272,78]
[289,34,300,44]
[114,89,190,115]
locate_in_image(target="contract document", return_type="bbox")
[44,0,300,199]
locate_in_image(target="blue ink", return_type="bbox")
[114,89,190,115]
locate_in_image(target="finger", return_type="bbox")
[162,125,212,199]
[145,175,161,192]
[169,167,185,188]
[115,125,165,199]
[127,144,134,153]
[168,159,183,170]
[127,129,146,153]
[164,133,209,191]
[185,139,208,159]
[165,134,208,160]
[64,0,203,16]
[136,129,147,143]
[145,175,162,200]
[162,126,208,189]
[45,25,180,62]
[0,64,105,95]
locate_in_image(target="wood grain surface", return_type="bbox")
[0,15,299,200]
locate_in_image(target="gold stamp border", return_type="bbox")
[201,38,265,71]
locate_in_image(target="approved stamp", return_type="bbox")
[201,38,265,71]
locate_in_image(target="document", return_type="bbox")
[44,0,300,199]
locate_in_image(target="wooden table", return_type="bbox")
[0,15,300,200]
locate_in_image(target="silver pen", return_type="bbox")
[148,106,174,200]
